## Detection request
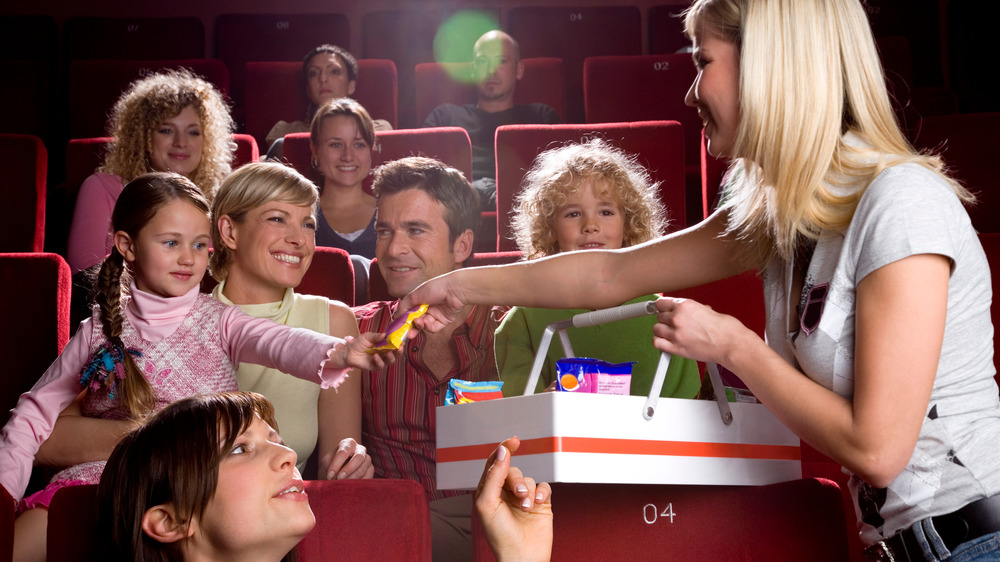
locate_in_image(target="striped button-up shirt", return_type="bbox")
[354,300,507,501]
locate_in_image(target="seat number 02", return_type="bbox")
[643,503,676,524]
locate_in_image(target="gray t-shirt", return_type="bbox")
[761,163,1000,545]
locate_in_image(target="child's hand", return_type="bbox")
[342,333,395,371]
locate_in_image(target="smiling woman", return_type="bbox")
[97,392,315,562]
[210,162,372,482]
[67,69,235,273]
[308,98,378,259]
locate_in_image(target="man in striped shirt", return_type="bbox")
[353,156,506,560]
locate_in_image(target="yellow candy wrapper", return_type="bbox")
[366,304,429,353]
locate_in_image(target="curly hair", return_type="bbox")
[99,68,235,200]
[511,139,669,260]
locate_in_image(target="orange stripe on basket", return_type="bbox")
[436,436,801,463]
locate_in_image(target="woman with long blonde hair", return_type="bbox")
[405,1,1000,559]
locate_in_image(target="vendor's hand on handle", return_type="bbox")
[653,296,752,369]
[476,436,553,562]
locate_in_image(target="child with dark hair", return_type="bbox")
[3,172,390,561]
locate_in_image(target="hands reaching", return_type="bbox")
[340,333,395,371]
[323,438,374,480]
[652,297,753,369]
[398,274,469,334]
[476,437,553,562]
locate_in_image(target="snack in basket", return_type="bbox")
[445,379,505,405]
[556,358,635,395]
[367,304,429,354]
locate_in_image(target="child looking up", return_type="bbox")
[3,173,388,561]
[495,139,700,398]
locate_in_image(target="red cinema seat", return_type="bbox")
[648,5,691,55]
[297,479,431,562]
[296,246,355,306]
[0,483,13,562]
[0,134,46,253]
[0,253,71,427]
[67,59,230,139]
[232,134,260,168]
[361,8,501,128]
[244,59,399,148]
[63,17,205,61]
[215,13,350,125]
[415,58,565,125]
[584,54,708,224]
[472,479,848,561]
[509,6,642,123]
[914,113,1000,233]
[48,485,102,561]
[494,121,686,251]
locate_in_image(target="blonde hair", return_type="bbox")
[210,162,319,281]
[100,69,235,200]
[511,139,668,260]
[685,0,971,267]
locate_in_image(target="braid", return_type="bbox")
[93,249,155,420]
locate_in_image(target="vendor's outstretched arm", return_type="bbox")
[404,211,744,331]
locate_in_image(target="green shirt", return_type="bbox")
[495,295,701,398]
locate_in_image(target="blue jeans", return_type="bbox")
[912,517,1000,561]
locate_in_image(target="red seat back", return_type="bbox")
[244,59,399,147]
[494,121,686,251]
[414,58,565,125]
[0,134,46,252]
[473,479,848,561]
[509,6,642,123]
[49,480,432,562]
[0,255,71,430]
[297,479,431,561]
[296,246,355,306]
[914,113,1000,233]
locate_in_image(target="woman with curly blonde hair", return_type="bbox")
[67,68,235,272]
[496,139,700,400]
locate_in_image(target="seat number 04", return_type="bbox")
[643,503,676,524]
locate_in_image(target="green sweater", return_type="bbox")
[495,295,701,398]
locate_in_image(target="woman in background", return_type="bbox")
[67,68,234,273]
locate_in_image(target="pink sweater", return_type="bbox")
[67,171,124,273]
[0,284,350,501]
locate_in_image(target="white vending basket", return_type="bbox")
[436,301,801,490]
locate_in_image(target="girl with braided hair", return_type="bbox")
[3,173,392,562]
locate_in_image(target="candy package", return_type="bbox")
[555,358,635,395]
[445,379,504,405]
[367,304,429,354]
